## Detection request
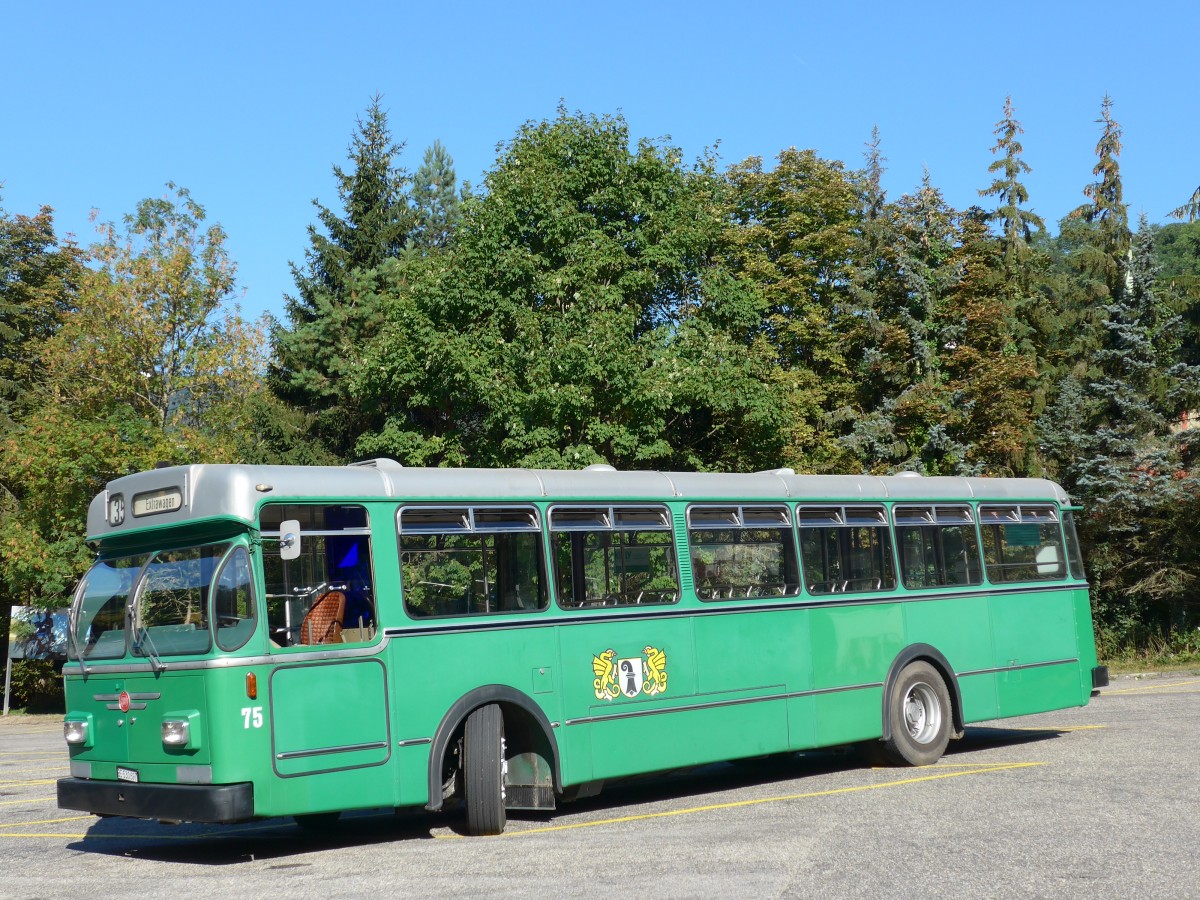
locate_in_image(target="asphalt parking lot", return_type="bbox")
[2,675,1198,899]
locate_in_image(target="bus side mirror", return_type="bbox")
[279,520,301,561]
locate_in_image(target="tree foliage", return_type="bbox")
[5,95,1200,661]
[273,95,415,458]
[354,110,789,471]
[0,200,84,424]
[0,184,266,630]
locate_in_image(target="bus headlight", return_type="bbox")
[161,710,201,749]
[161,720,190,746]
[64,717,92,747]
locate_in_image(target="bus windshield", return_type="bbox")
[71,543,235,661]
[72,554,149,660]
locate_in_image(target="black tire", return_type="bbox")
[881,661,952,766]
[293,811,341,831]
[463,704,506,836]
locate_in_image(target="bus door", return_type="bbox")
[260,504,391,803]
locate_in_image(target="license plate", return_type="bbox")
[116,767,139,784]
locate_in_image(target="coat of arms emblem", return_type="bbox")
[592,646,667,701]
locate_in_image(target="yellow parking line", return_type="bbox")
[0,815,92,829]
[438,762,1045,839]
[933,762,1045,768]
[1105,679,1200,695]
[0,767,69,774]
[0,796,55,807]
[0,752,65,758]
[0,779,58,786]
[0,834,92,839]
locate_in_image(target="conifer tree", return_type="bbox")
[1051,96,1134,386]
[979,96,1045,273]
[1068,218,1200,644]
[939,209,1036,475]
[1169,185,1200,223]
[1069,95,1131,294]
[272,95,414,459]
[408,140,461,253]
[845,171,964,473]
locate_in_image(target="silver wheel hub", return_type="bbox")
[903,682,941,744]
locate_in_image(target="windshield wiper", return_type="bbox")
[132,624,166,675]
[66,602,90,676]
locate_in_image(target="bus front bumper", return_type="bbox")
[57,777,254,824]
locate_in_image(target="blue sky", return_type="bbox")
[2,1,1197,322]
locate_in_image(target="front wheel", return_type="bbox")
[881,661,952,766]
[463,704,507,836]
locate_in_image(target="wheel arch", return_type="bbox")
[426,684,562,812]
[880,644,964,741]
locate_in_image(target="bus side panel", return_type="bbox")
[694,606,810,750]
[557,614,696,783]
[990,587,1085,717]
[389,627,562,804]
[903,594,999,722]
[584,696,791,780]
[1073,586,1101,700]
[809,602,903,745]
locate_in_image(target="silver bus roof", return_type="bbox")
[87,459,1071,541]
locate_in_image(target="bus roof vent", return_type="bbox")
[583,464,617,472]
[895,470,922,478]
[348,458,405,470]
[758,467,796,476]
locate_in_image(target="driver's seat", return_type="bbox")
[299,591,345,645]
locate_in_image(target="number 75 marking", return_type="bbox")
[241,706,263,729]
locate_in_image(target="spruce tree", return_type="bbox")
[1169,185,1200,223]
[272,95,415,459]
[844,170,965,474]
[1068,95,1131,295]
[408,140,461,253]
[979,96,1045,273]
[1051,96,1134,387]
[1068,218,1200,645]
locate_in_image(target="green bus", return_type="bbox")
[57,460,1106,835]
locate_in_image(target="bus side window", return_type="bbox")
[798,506,896,595]
[894,506,983,590]
[550,506,680,608]
[398,506,547,618]
[260,505,377,646]
[979,505,1066,583]
[687,505,801,600]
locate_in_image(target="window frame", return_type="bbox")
[548,504,681,609]
[978,503,1068,584]
[212,544,259,653]
[891,504,983,591]
[259,503,378,647]
[397,504,548,619]
[796,504,897,596]
[685,503,801,602]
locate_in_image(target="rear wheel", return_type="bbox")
[463,704,507,836]
[882,661,952,766]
